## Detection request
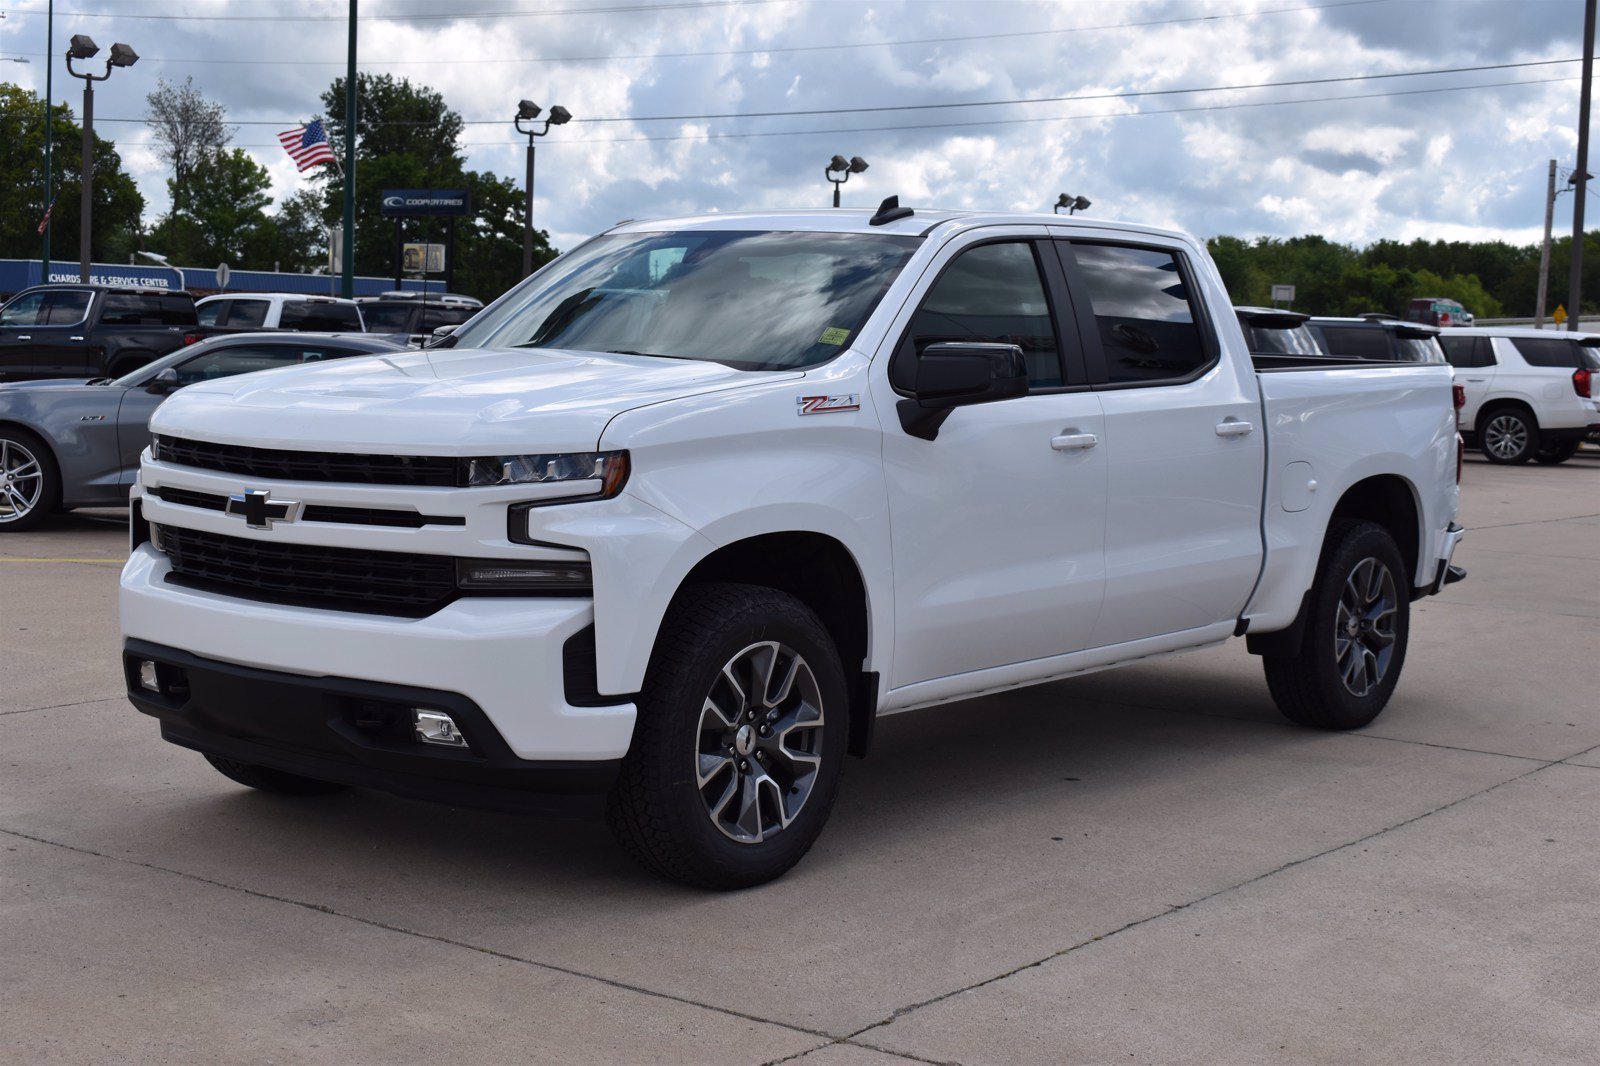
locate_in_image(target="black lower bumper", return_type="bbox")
[124,639,620,817]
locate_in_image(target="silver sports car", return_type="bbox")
[0,331,406,531]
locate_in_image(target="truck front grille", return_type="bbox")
[153,435,461,487]
[158,525,458,617]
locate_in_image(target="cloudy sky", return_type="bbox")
[0,0,1590,254]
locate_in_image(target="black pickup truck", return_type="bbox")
[0,285,213,382]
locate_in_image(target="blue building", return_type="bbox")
[0,259,445,299]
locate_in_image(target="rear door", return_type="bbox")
[0,291,50,380]
[2,290,97,379]
[1439,333,1497,428]
[1058,238,1266,648]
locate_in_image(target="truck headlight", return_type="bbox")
[464,450,629,494]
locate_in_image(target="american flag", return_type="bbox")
[278,119,338,172]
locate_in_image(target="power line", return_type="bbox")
[6,0,787,22]
[92,57,1580,127]
[8,0,1391,67]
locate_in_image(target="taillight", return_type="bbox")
[183,333,201,346]
[1575,367,1592,399]
[1452,384,1465,410]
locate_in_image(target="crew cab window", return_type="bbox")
[901,241,1064,388]
[1318,327,1392,360]
[172,344,339,386]
[0,292,47,325]
[363,304,415,333]
[196,300,227,327]
[101,293,193,326]
[1510,336,1583,368]
[43,290,93,325]
[1440,335,1495,368]
[280,301,362,331]
[226,300,270,329]
[1070,243,1210,384]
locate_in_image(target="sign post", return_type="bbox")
[1270,283,1296,308]
[379,188,470,294]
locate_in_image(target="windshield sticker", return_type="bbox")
[818,326,851,346]
[797,394,861,415]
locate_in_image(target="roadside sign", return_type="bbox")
[1271,284,1296,303]
[216,262,231,289]
[1554,304,1568,326]
[403,243,446,273]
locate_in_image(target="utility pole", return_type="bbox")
[1537,159,1557,328]
[41,0,54,281]
[340,0,357,299]
[1567,0,1596,332]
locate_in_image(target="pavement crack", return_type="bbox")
[846,756,1559,1043]
[0,695,124,718]
[0,824,837,1045]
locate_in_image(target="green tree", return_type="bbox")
[144,76,232,242]
[0,82,145,269]
[153,148,273,266]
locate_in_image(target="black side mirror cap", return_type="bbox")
[897,342,1028,440]
[145,367,180,394]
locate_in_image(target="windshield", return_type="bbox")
[453,230,921,370]
[1247,323,1323,355]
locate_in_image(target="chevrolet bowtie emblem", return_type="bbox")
[225,489,301,529]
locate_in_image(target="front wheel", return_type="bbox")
[1262,520,1411,730]
[1534,439,1581,465]
[1479,408,1539,464]
[607,583,849,889]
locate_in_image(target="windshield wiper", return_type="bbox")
[603,349,698,360]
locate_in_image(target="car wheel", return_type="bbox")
[203,754,350,796]
[0,428,62,532]
[1479,408,1539,464]
[607,582,849,889]
[1262,519,1410,730]
[1534,439,1581,465]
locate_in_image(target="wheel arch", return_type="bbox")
[1328,473,1423,592]
[1474,396,1538,434]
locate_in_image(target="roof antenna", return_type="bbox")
[869,195,914,226]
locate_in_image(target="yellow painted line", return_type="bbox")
[0,556,125,565]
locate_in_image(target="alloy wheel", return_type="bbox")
[1334,556,1398,698]
[0,439,44,524]
[695,641,825,844]
[1483,414,1528,460]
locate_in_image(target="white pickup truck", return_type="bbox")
[120,204,1465,888]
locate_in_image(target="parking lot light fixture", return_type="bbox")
[1054,193,1092,215]
[826,154,867,207]
[66,34,139,282]
[514,100,572,278]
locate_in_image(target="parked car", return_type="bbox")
[1309,317,1447,363]
[1235,307,1326,356]
[1406,297,1469,328]
[1437,326,1600,464]
[360,299,477,346]
[196,293,365,332]
[122,207,1463,888]
[0,284,213,382]
[0,332,404,530]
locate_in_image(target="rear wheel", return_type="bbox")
[0,428,61,532]
[203,754,350,796]
[1479,407,1539,464]
[607,582,848,889]
[1534,439,1581,465]
[1262,520,1410,730]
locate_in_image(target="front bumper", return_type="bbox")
[120,544,636,761]
[125,639,619,815]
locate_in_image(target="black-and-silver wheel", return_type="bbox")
[696,641,825,844]
[1480,408,1538,464]
[1333,557,1398,698]
[608,582,848,889]
[0,430,61,532]
[1262,519,1411,730]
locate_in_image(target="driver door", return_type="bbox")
[874,230,1107,690]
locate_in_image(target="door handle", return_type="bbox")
[1215,419,1254,437]
[1051,432,1098,451]
[16,335,30,341]
[1465,377,1486,382]
[70,335,85,341]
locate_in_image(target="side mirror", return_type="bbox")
[897,342,1029,440]
[145,367,180,394]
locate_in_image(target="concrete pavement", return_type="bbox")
[1,455,1597,1063]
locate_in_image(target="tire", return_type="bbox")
[1534,439,1581,465]
[607,582,849,889]
[0,427,62,532]
[203,754,350,796]
[1479,407,1539,464]
[1262,519,1411,730]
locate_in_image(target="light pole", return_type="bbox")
[825,155,868,207]
[65,34,138,283]
[514,100,571,279]
[1054,193,1091,215]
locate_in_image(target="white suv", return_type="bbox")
[196,293,365,333]
[1438,327,1599,464]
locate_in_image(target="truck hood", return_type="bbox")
[150,345,797,453]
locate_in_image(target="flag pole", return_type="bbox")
[340,0,357,299]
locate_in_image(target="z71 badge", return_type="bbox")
[796,394,861,415]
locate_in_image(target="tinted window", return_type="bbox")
[418,306,473,332]
[0,292,48,326]
[196,300,226,327]
[44,290,93,325]
[1510,337,1582,368]
[901,242,1062,388]
[172,344,339,386]
[363,304,416,333]
[1246,323,1323,355]
[99,293,191,326]
[1396,336,1446,364]
[1318,326,1392,360]
[226,300,270,329]
[1439,335,1494,368]
[280,301,362,331]
[1071,243,1209,383]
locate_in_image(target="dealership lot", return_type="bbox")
[2,453,1597,1064]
